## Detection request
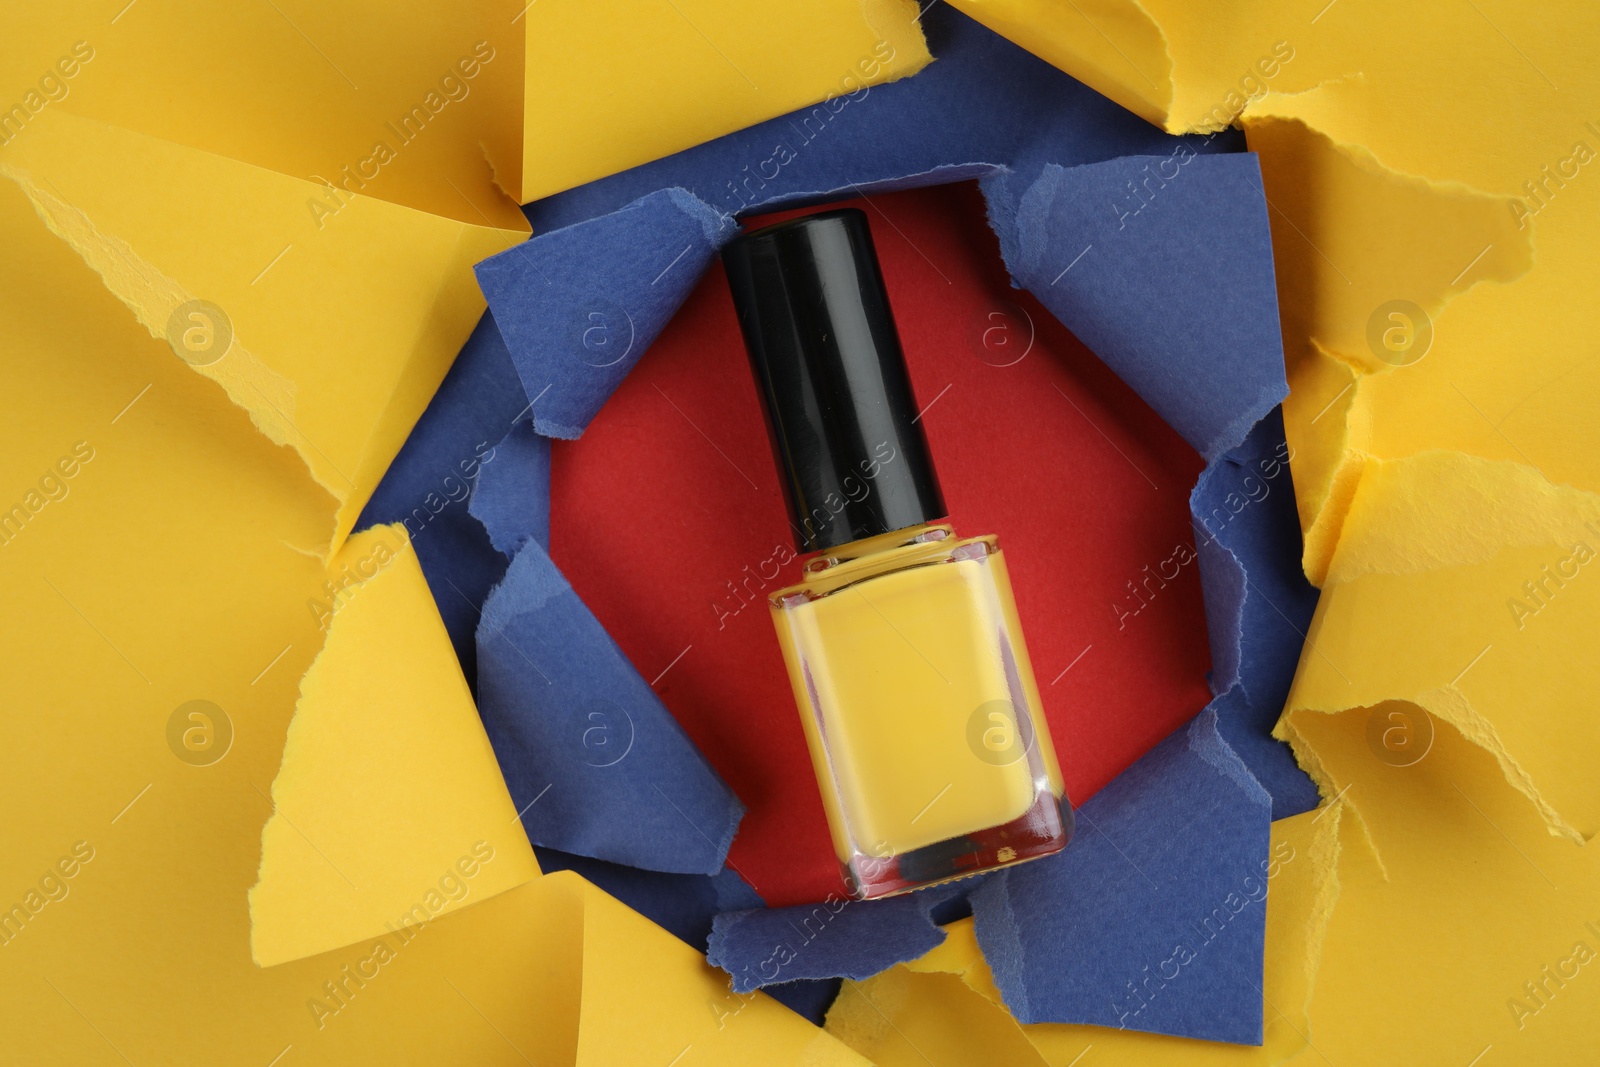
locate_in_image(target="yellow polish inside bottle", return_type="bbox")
[772,524,1067,898]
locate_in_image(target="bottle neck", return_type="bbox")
[801,522,953,576]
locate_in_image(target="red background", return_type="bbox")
[550,181,1212,905]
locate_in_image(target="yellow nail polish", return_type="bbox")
[723,208,1071,899]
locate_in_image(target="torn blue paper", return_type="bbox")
[969,710,1272,1044]
[469,419,551,556]
[355,311,528,683]
[476,538,744,875]
[708,879,972,994]
[475,187,738,439]
[999,154,1286,465]
[988,151,1321,825]
[1192,410,1321,818]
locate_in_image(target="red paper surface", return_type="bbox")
[550,182,1212,905]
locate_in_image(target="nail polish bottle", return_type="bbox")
[722,208,1071,899]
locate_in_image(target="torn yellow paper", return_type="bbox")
[1262,21,1600,500]
[250,523,540,968]
[1241,110,1535,576]
[1342,173,1600,516]
[1276,707,1600,1066]
[1245,109,1532,369]
[520,0,931,202]
[945,0,1333,134]
[824,809,1342,1067]
[903,917,1008,995]
[1279,337,1364,583]
[0,1,527,227]
[1324,451,1600,585]
[1129,2,1324,134]
[576,877,871,1067]
[945,0,1173,127]
[0,171,464,1061]
[1239,8,1600,550]
[952,0,1588,169]
[0,197,836,1059]
[826,923,1053,1066]
[1284,454,1600,842]
[0,107,527,552]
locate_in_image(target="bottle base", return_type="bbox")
[842,791,1073,900]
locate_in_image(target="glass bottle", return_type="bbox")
[722,207,1072,899]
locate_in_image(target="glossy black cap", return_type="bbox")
[722,208,946,553]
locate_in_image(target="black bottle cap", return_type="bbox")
[722,208,947,554]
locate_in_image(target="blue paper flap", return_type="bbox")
[1192,410,1322,817]
[476,539,745,875]
[476,188,737,439]
[1004,154,1287,464]
[970,710,1273,1043]
[708,880,971,994]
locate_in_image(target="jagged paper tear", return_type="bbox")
[250,523,540,967]
[1282,450,1600,844]
[0,107,526,554]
